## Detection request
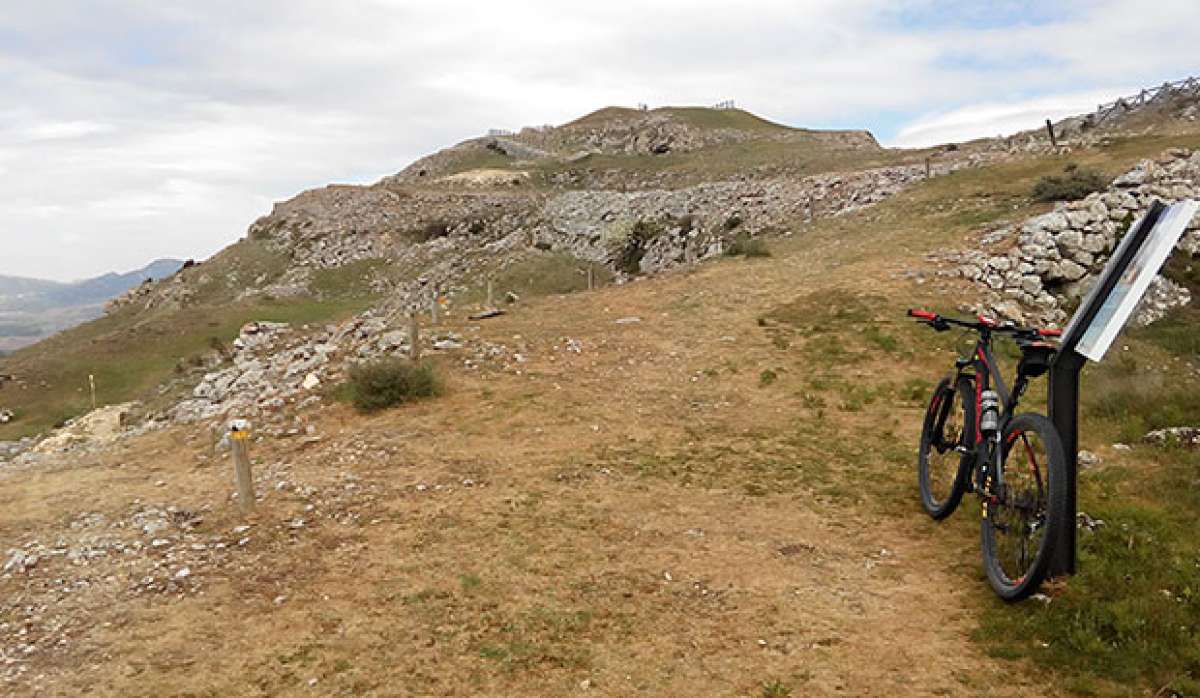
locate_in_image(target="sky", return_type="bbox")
[1,1,1197,281]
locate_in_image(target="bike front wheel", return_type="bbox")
[981,413,1069,602]
[918,375,975,519]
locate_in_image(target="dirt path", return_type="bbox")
[1,197,1056,696]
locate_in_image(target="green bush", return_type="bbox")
[1031,164,1108,202]
[614,219,663,274]
[346,358,441,412]
[413,219,451,242]
[725,232,770,258]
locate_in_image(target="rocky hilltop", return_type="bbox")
[104,106,962,321]
[84,106,969,432]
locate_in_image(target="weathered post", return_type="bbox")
[587,266,595,291]
[924,157,931,179]
[430,288,439,325]
[88,374,97,410]
[1045,119,1058,149]
[486,278,494,308]
[229,419,255,511]
[409,312,420,361]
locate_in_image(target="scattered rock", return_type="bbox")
[1144,427,1200,448]
[1077,512,1106,531]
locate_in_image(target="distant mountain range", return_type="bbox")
[0,259,184,352]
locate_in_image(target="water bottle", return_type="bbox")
[980,390,1000,434]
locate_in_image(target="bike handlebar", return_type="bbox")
[906,308,1061,339]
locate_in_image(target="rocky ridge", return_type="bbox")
[108,157,973,326]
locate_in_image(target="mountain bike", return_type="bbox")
[908,309,1069,601]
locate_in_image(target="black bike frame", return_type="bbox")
[955,329,1033,494]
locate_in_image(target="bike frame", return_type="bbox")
[954,327,1023,498]
[911,310,1057,502]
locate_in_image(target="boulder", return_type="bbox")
[1059,260,1087,282]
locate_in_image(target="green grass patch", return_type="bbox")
[488,252,613,299]
[0,294,373,440]
[311,258,391,299]
[1083,365,1200,443]
[976,477,1200,694]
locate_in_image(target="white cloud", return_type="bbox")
[889,88,1137,148]
[16,120,113,141]
[0,1,1196,280]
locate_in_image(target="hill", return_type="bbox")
[0,259,184,352]
[2,93,1200,696]
[0,105,943,440]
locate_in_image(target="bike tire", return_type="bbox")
[918,375,975,520]
[980,413,1069,602]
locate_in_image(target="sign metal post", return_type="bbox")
[1047,199,1197,576]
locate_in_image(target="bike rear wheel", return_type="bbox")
[981,413,1068,601]
[918,375,975,519]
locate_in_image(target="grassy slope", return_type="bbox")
[0,238,382,440]
[803,132,1200,697]
[0,244,615,440]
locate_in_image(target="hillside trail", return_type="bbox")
[2,211,1055,696]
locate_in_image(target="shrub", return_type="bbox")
[613,219,663,274]
[346,358,441,412]
[1031,164,1108,202]
[413,219,451,242]
[723,214,744,231]
[725,232,770,258]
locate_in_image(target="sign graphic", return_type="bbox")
[1065,200,1198,362]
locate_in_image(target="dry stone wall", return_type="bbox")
[948,148,1200,324]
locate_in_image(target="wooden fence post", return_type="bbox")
[924,157,931,179]
[88,374,97,410]
[587,266,595,291]
[229,419,255,511]
[409,313,420,361]
[486,278,494,308]
[430,288,439,325]
[1045,119,1058,149]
